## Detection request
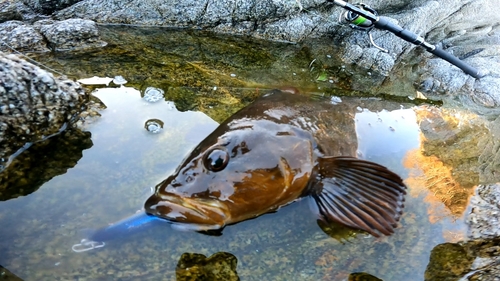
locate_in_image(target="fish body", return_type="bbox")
[145,89,407,237]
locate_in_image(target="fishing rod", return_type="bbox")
[328,0,483,79]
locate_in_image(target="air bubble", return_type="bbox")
[112,75,127,85]
[144,119,164,134]
[330,96,342,105]
[143,87,164,103]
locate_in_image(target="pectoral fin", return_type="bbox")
[311,156,406,237]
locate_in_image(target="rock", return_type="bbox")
[38,18,107,51]
[467,184,500,239]
[4,1,499,98]
[176,252,239,281]
[0,21,49,52]
[416,0,500,107]
[424,239,500,281]
[0,0,23,23]
[478,117,500,182]
[0,18,107,52]
[49,0,500,106]
[348,272,383,281]
[52,0,338,43]
[0,0,49,23]
[0,51,87,171]
[22,0,83,15]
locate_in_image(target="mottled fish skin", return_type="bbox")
[145,89,407,237]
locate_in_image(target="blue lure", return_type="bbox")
[72,211,163,252]
[88,211,161,242]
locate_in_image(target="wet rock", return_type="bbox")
[176,252,239,281]
[37,18,107,51]
[424,243,474,281]
[424,238,500,281]
[3,1,500,102]
[467,184,500,239]
[0,51,87,171]
[348,272,383,281]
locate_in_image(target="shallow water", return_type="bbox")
[0,26,497,280]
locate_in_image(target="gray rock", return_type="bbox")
[22,0,83,15]
[467,184,500,239]
[0,0,23,23]
[38,18,107,51]
[0,21,49,52]
[417,0,500,107]
[0,18,107,52]
[0,0,49,23]
[0,51,87,169]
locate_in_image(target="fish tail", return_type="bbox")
[312,156,406,237]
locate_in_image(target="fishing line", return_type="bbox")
[0,40,66,76]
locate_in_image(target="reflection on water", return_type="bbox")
[0,84,485,280]
[0,129,93,201]
[0,26,496,281]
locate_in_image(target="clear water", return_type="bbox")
[0,25,495,280]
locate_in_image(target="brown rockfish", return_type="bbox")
[144,89,407,237]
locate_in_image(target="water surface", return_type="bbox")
[0,25,497,281]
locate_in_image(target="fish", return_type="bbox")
[144,89,407,237]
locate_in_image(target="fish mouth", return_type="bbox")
[144,193,229,230]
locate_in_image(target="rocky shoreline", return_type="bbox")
[1,0,499,105]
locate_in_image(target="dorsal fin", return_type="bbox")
[310,156,406,237]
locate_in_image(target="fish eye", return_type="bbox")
[203,146,229,172]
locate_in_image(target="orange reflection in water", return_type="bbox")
[404,149,472,221]
[403,106,482,242]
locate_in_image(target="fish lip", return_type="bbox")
[151,193,229,225]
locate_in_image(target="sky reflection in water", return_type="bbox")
[0,85,472,280]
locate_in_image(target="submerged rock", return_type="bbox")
[424,238,500,281]
[423,184,500,280]
[176,252,239,281]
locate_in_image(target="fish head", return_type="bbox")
[145,116,317,231]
